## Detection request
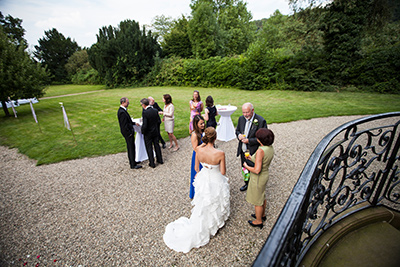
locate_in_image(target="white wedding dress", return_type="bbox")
[163,162,230,253]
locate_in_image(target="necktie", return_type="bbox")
[242,119,250,152]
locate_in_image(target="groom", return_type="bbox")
[140,98,163,168]
[236,102,268,191]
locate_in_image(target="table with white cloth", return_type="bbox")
[132,118,154,162]
[216,105,237,142]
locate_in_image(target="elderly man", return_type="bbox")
[148,96,166,149]
[117,97,142,169]
[235,102,268,191]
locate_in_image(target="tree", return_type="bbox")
[188,1,221,59]
[256,10,308,51]
[162,15,193,58]
[0,12,26,47]
[289,0,396,26]
[321,0,371,84]
[65,49,99,84]
[65,50,91,76]
[287,0,399,87]
[150,15,175,43]
[88,20,161,87]
[0,26,49,116]
[34,28,80,83]
[189,0,254,57]
[217,0,254,55]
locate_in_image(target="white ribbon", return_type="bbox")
[30,100,38,123]
[8,97,17,118]
[60,102,71,130]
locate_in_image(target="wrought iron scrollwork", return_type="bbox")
[253,112,400,267]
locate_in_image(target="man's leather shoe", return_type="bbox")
[157,161,164,164]
[240,184,248,191]
[162,143,166,149]
[149,164,156,168]
[135,161,141,164]
[131,165,142,169]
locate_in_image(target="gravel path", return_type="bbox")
[0,115,366,266]
[40,90,106,99]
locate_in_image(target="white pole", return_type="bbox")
[8,97,17,118]
[30,99,41,132]
[59,102,76,144]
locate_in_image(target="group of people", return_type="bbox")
[117,94,179,169]
[117,92,275,253]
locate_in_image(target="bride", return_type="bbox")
[163,127,230,253]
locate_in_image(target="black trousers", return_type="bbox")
[125,134,136,168]
[240,151,255,185]
[144,134,163,166]
[158,132,165,145]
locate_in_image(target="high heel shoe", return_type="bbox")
[248,220,263,229]
[251,214,266,221]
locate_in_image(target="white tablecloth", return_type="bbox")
[216,105,237,141]
[132,118,150,162]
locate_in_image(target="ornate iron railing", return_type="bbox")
[253,112,400,267]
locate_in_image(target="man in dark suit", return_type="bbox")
[235,102,268,191]
[148,96,166,149]
[141,98,163,168]
[117,97,142,169]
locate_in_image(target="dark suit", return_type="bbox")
[142,106,163,167]
[235,113,268,184]
[118,107,138,168]
[150,102,165,146]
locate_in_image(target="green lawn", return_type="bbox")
[1,85,399,165]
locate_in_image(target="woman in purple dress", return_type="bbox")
[189,90,203,134]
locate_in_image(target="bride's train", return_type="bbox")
[163,163,230,253]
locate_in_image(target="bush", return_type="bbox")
[350,44,400,93]
[144,42,399,93]
[71,69,102,85]
[237,43,292,90]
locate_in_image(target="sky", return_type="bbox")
[1,0,292,50]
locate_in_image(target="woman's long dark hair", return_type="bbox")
[163,94,172,104]
[192,90,201,102]
[193,115,205,145]
[205,95,214,107]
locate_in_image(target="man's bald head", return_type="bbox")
[242,102,254,120]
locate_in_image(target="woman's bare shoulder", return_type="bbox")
[216,149,225,157]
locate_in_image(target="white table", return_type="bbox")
[216,105,237,141]
[132,118,151,162]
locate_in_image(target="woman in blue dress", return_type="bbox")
[190,115,205,199]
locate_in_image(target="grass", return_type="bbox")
[1,85,399,165]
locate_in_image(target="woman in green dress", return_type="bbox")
[243,128,275,229]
